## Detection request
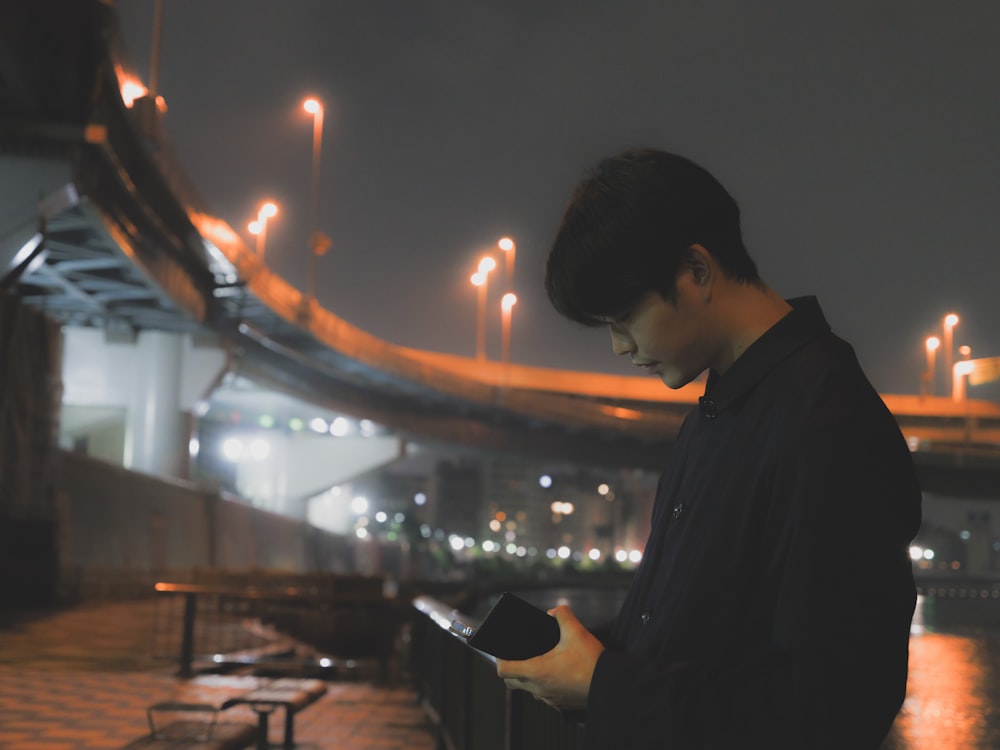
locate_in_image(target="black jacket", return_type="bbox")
[585,297,922,749]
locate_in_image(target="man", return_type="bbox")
[497,149,921,749]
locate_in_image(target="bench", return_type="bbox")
[221,678,327,750]
[121,702,258,750]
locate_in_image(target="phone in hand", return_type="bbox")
[449,592,561,660]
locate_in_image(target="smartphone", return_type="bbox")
[449,592,560,660]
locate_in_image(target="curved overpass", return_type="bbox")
[2,0,998,490]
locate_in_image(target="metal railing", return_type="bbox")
[154,578,400,678]
[411,596,584,750]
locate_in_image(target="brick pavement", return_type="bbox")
[0,600,437,750]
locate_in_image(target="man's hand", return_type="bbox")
[495,605,605,711]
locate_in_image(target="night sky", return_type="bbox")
[115,1,1000,399]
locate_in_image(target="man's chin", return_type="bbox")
[659,370,694,390]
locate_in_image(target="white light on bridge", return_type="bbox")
[248,437,270,461]
[221,437,243,462]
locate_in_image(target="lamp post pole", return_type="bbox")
[149,0,164,98]
[471,273,487,360]
[499,236,515,290]
[923,336,940,397]
[471,256,496,361]
[942,312,959,395]
[501,293,517,366]
[303,98,325,302]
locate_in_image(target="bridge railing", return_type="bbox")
[411,595,584,750]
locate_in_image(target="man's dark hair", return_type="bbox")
[544,148,760,326]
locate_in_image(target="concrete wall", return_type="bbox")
[55,450,357,600]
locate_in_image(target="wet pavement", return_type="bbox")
[0,599,437,749]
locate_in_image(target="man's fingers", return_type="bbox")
[495,658,519,680]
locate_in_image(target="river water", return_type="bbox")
[881,594,1000,750]
[504,587,1000,749]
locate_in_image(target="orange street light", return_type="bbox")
[953,359,976,402]
[478,255,497,275]
[471,256,497,361]
[498,236,515,288]
[501,292,517,367]
[923,335,940,397]
[247,201,278,260]
[942,313,959,389]
[302,97,326,301]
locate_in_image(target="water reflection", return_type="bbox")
[881,595,1000,750]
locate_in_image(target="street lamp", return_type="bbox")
[471,255,497,360]
[247,200,278,260]
[501,292,517,366]
[498,236,515,289]
[942,313,959,391]
[302,97,330,302]
[953,359,975,402]
[923,336,940,397]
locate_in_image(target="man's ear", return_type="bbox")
[686,244,713,288]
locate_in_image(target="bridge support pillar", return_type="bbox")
[124,330,186,477]
[966,510,992,575]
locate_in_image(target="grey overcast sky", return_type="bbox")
[114,1,1000,398]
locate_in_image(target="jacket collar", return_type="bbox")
[699,296,830,417]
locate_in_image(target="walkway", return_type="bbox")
[0,599,437,749]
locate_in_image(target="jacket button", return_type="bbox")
[640,611,651,625]
[699,397,718,418]
[671,502,685,519]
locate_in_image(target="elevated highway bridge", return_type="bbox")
[2,0,999,498]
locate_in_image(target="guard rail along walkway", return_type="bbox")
[411,595,583,750]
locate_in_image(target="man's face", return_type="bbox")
[604,277,714,389]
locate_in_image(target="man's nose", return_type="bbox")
[610,327,634,357]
